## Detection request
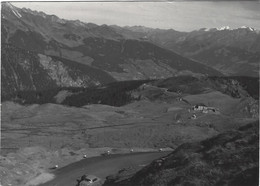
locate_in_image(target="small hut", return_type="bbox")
[192,103,207,111]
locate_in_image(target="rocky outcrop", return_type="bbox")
[38,54,92,87]
[1,44,115,96]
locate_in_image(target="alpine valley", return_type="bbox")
[1,2,259,186]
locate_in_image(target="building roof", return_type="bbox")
[194,103,207,106]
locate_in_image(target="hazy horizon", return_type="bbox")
[9,1,260,31]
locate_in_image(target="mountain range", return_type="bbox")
[112,25,260,77]
[1,2,259,96]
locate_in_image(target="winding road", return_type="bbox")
[40,151,170,186]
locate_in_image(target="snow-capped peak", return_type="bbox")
[201,26,258,33]
[4,2,22,18]
[240,26,255,31]
[217,26,230,31]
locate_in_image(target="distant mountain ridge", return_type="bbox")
[2,2,224,96]
[114,25,260,77]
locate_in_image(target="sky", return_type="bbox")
[12,1,260,32]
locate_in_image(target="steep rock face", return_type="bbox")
[38,54,92,87]
[1,44,115,96]
[1,44,56,96]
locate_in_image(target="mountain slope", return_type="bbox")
[104,121,259,186]
[71,37,222,79]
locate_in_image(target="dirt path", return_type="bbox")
[39,151,170,186]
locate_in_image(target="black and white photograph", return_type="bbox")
[0,0,259,186]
